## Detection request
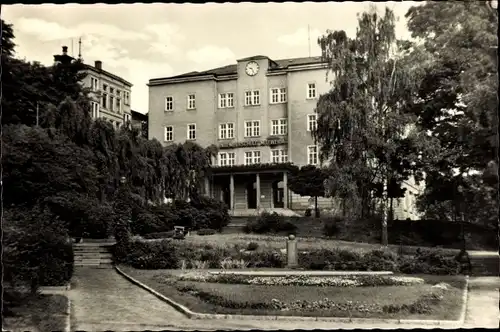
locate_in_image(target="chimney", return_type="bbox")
[95,60,102,70]
[62,46,68,55]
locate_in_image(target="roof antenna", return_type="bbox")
[308,24,311,57]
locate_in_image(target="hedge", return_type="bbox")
[115,239,462,275]
[130,196,230,236]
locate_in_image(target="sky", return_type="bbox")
[3,2,421,114]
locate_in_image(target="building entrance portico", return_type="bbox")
[208,167,290,214]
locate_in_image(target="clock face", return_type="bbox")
[245,61,260,76]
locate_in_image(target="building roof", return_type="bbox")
[131,110,148,121]
[150,56,324,83]
[84,64,133,87]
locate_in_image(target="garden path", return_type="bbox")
[463,276,499,328]
[69,268,497,330]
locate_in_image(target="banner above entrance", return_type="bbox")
[218,137,288,149]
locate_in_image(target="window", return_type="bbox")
[187,94,196,110]
[244,151,261,165]
[244,90,260,106]
[244,120,260,137]
[307,114,317,132]
[218,93,234,108]
[187,124,196,140]
[90,77,99,91]
[307,145,318,165]
[110,87,114,95]
[102,93,107,109]
[103,84,108,92]
[91,102,100,119]
[123,113,131,124]
[124,91,130,105]
[165,96,174,111]
[109,95,114,111]
[219,123,235,139]
[270,87,287,104]
[116,97,121,113]
[164,126,173,142]
[218,152,235,166]
[271,119,287,136]
[307,83,317,99]
[271,149,288,163]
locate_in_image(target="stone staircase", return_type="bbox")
[74,241,114,268]
[469,253,499,277]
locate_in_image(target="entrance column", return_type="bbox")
[256,173,261,210]
[229,174,234,210]
[204,176,210,197]
[283,171,288,209]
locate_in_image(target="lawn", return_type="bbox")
[120,265,466,321]
[180,233,461,256]
[2,293,68,332]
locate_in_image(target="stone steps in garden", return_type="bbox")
[470,255,499,276]
[73,242,114,269]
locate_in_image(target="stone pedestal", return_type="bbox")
[286,234,298,268]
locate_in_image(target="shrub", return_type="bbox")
[142,231,175,239]
[322,216,344,237]
[298,248,398,272]
[115,240,180,269]
[399,248,461,275]
[246,242,259,251]
[243,251,286,268]
[43,194,114,239]
[197,228,216,236]
[4,207,74,291]
[190,196,231,231]
[244,212,297,234]
[360,249,399,272]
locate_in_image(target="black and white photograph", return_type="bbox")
[1,1,498,330]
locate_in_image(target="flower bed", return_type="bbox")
[120,265,466,320]
[176,273,425,287]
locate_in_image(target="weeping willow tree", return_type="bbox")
[315,6,426,245]
[163,141,216,201]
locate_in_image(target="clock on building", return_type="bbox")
[245,61,260,76]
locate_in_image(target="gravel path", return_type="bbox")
[463,277,499,328]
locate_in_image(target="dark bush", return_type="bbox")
[361,250,399,271]
[190,196,231,231]
[244,212,297,234]
[399,248,461,275]
[197,228,216,236]
[4,207,74,291]
[387,219,497,250]
[246,242,259,251]
[322,216,344,237]
[115,240,180,269]
[142,231,175,239]
[43,194,113,239]
[298,248,398,271]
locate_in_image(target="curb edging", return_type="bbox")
[115,266,466,327]
[65,297,71,332]
[458,275,470,325]
[115,265,197,318]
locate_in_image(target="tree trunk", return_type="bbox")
[342,198,346,217]
[381,176,389,246]
[314,196,319,218]
[389,197,394,222]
